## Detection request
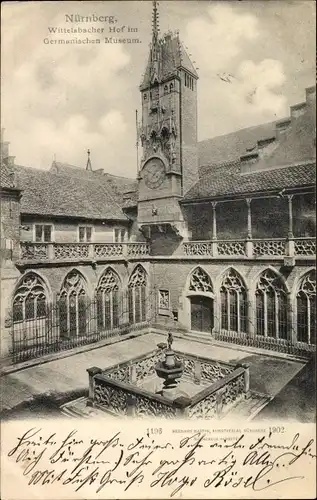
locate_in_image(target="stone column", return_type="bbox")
[194,359,201,385]
[287,195,294,238]
[88,242,94,260]
[286,195,295,257]
[212,202,218,257]
[235,363,250,396]
[245,199,253,257]
[47,243,54,260]
[86,366,102,406]
[126,394,136,417]
[174,396,191,418]
[129,363,137,384]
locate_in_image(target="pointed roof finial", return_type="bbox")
[152,0,159,41]
[151,0,159,61]
[86,149,92,171]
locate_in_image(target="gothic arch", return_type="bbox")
[218,268,248,333]
[128,264,147,284]
[12,272,50,324]
[58,269,90,338]
[294,270,316,344]
[250,266,290,295]
[95,267,122,331]
[58,268,91,298]
[96,266,122,289]
[255,268,289,340]
[186,266,214,297]
[128,265,147,324]
[215,266,248,290]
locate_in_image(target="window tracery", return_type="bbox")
[188,267,213,293]
[13,273,47,323]
[128,265,147,324]
[96,268,120,331]
[255,269,288,339]
[296,271,316,344]
[220,269,247,333]
[58,271,88,338]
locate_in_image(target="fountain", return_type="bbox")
[155,332,184,399]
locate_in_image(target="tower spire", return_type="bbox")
[151,0,159,62]
[86,149,92,171]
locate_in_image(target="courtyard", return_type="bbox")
[1,331,314,422]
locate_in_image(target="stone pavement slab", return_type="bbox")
[1,332,305,415]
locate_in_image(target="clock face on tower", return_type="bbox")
[142,158,166,189]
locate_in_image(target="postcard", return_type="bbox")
[1,1,316,499]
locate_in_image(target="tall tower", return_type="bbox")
[137,0,198,239]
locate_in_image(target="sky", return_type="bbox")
[1,0,316,178]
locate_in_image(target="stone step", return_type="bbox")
[229,393,272,420]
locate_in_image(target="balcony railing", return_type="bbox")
[182,237,315,259]
[19,242,150,263]
[18,237,315,263]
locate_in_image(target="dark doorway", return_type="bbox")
[190,295,214,333]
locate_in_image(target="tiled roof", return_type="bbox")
[0,161,17,189]
[50,161,137,206]
[140,34,198,89]
[183,162,316,201]
[198,86,316,171]
[15,165,128,220]
[198,121,277,167]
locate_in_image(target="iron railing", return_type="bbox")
[10,292,151,364]
[214,329,316,357]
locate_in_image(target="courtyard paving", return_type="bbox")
[0,332,309,420]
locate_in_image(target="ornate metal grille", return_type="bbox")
[296,271,316,344]
[96,268,120,331]
[255,270,288,340]
[189,267,213,293]
[220,269,248,333]
[128,265,147,324]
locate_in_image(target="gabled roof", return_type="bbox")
[15,165,128,220]
[183,161,316,201]
[140,33,198,89]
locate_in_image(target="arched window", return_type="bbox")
[296,271,316,344]
[255,270,288,339]
[189,267,213,293]
[58,271,88,338]
[96,268,120,331]
[128,265,147,324]
[220,269,248,333]
[164,84,168,94]
[169,82,174,92]
[13,273,47,323]
[143,93,147,101]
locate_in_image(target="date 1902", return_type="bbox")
[269,426,285,433]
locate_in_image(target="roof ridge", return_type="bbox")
[198,119,279,144]
[240,160,316,177]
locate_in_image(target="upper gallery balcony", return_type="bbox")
[17,237,315,265]
[18,242,151,265]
